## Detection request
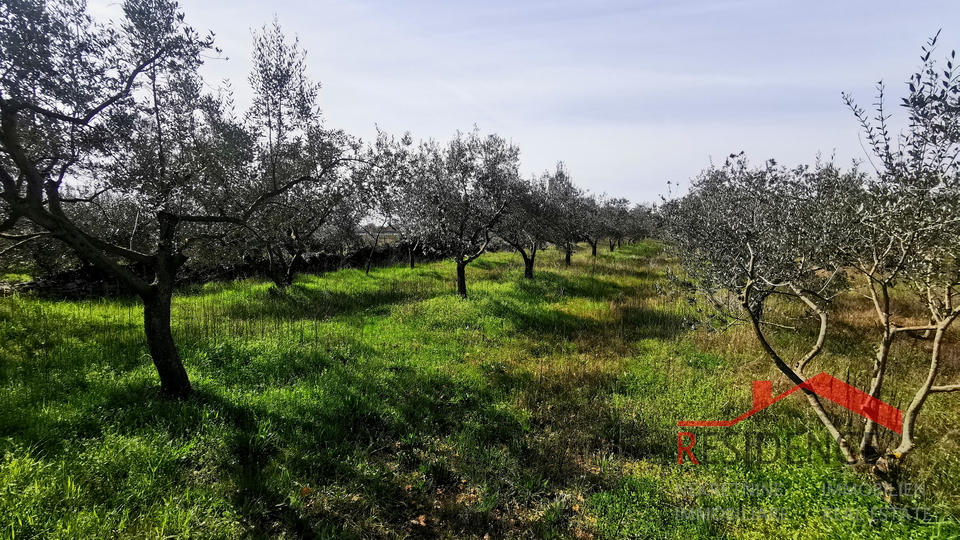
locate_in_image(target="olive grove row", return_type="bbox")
[0,0,652,397]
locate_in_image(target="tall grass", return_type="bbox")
[0,244,957,539]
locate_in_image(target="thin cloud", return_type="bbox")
[87,0,960,202]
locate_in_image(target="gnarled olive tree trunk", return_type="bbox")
[141,285,191,397]
[140,212,191,397]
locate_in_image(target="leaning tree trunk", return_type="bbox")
[516,247,537,279]
[523,250,536,279]
[456,260,468,298]
[140,212,192,398]
[142,291,191,397]
[609,240,616,252]
[564,245,572,266]
[589,240,598,257]
[364,246,375,275]
[140,264,191,398]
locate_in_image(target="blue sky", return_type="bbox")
[95,0,960,203]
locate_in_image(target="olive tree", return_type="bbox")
[0,0,358,397]
[580,194,604,257]
[840,32,960,484]
[662,154,869,463]
[543,162,587,266]
[666,32,960,496]
[494,173,551,279]
[580,194,632,256]
[413,129,519,298]
[351,130,418,272]
[0,0,215,397]
[600,196,631,251]
[625,203,657,243]
[384,146,434,270]
[238,20,361,288]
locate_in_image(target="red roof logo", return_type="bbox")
[677,372,902,434]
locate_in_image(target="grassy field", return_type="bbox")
[1,243,958,539]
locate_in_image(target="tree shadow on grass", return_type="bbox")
[0,323,684,539]
[186,338,376,391]
[0,301,150,452]
[219,285,412,322]
[472,257,516,271]
[618,305,689,341]
[514,271,627,302]
[485,292,688,345]
[198,273,450,325]
[0,254,695,538]
[181,363,534,538]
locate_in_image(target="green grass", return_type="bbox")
[0,243,958,539]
